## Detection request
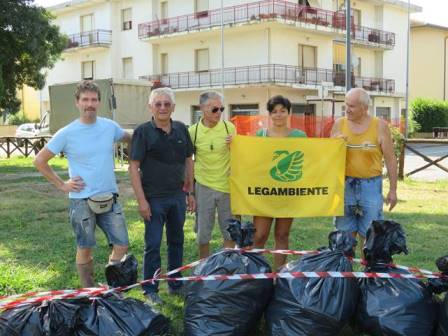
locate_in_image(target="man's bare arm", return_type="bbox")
[379,120,398,211]
[33,148,85,193]
[128,160,151,220]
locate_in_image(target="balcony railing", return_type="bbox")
[140,64,395,93]
[65,29,112,50]
[138,0,395,48]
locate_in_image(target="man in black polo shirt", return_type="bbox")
[129,87,195,305]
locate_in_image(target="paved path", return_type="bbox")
[403,143,448,181]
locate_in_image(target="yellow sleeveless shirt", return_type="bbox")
[341,117,383,178]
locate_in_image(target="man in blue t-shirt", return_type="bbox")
[34,80,131,288]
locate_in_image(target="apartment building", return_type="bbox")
[410,21,448,102]
[43,0,421,135]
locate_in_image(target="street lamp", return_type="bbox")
[345,0,352,92]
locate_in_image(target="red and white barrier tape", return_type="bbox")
[1,248,444,311]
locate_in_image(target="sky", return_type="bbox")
[34,0,448,27]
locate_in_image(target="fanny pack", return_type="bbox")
[87,193,115,214]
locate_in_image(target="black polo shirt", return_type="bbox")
[131,119,193,198]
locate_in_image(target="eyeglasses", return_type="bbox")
[211,107,225,113]
[154,102,172,109]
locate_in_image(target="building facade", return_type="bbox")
[410,21,448,102]
[42,0,421,135]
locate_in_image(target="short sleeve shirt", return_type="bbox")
[46,117,124,199]
[255,128,307,138]
[188,120,236,193]
[130,119,193,198]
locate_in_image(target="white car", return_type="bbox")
[15,123,50,146]
[15,123,40,138]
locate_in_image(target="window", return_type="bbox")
[352,8,361,26]
[230,104,259,117]
[161,1,168,20]
[161,53,168,75]
[298,44,317,68]
[80,14,94,33]
[376,107,391,122]
[191,105,201,125]
[354,57,361,76]
[195,48,209,72]
[291,104,315,115]
[122,57,133,79]
[195,0,208,12]
[82,61,94,80]
[122,8,132,31]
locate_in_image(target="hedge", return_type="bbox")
[410,98,448,132]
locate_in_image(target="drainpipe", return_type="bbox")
[444,36,448,101]
[404,0,410,139]
[220,0,225,113]
[345,0,352,91]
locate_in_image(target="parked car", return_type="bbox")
[15,123,49,147]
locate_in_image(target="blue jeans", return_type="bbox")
[334,176,384,237]
[142,193,186,294]
[69,199,129,248]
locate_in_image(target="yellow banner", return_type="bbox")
[230,135,346,217]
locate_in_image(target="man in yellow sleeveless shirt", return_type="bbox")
[189,91,236,258]
[331,88,398,243]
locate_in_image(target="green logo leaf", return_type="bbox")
[270,150,304,182]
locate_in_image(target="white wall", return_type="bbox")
[382,5,408,94]
[111,0,153,79]
[353,47,376,78]
[54,2,112,34]
[270,28,334,68]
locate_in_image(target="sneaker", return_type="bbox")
[145,292,163,305]
[168,286,186,298]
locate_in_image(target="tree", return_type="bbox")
[0,0,67,115]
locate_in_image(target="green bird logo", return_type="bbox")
[270,150,304,182]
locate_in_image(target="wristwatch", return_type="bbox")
[186,191,195,197]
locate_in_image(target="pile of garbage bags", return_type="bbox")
[0,296,170,336]
[184,220,273,336]
[184,219,444,336]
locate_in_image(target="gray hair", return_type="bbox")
[199,91,223,105]
[149,87,175,104]
[347,88,371,107]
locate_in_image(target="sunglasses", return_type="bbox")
[211,107,225,113]
[154,102,172,108]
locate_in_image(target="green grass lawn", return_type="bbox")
[1,157,448,334]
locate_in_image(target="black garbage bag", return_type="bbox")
[266,230,359,336]
[226,219,255,248]
[427,255,448,336]
[0,300,79,336]
[184,250,273,336]
[363,219,408,265]
[75,296,170,336]
[0,296,170,336]
[105,254,138,288]
[0,302,48,336]
[44,300,79,335]
[437,294,448,336]
[357,220,438,336]
[428,255,448,295]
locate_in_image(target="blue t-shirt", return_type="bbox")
[47,117,124,199]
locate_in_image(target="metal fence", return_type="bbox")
[66,30,112,49]
[141,64,395,93]
[138,0,395,48]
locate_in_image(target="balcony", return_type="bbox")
[140,64,395,94]
[65,29,112,51]
[138,0,395,49]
